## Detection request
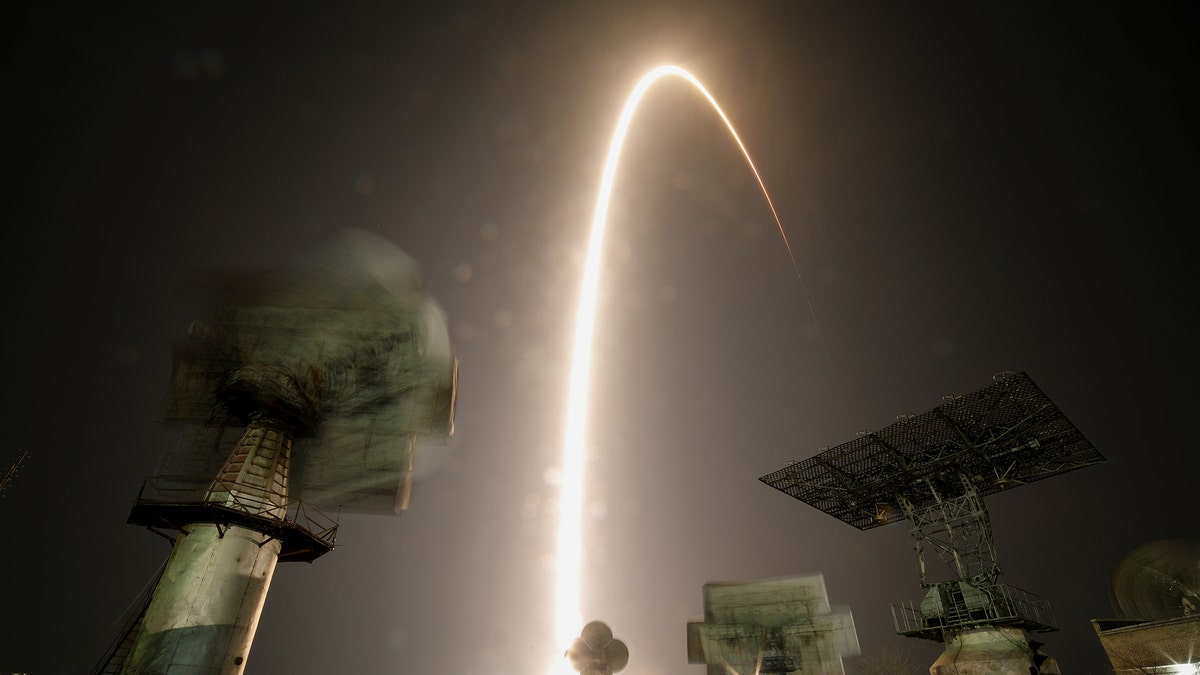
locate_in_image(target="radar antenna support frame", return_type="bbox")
[898,473,1001,588]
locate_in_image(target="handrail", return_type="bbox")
[891,581,1057,636]
[133,475,339,547]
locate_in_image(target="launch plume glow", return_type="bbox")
[553,65,794,670]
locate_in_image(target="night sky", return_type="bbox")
[3,2,1197,674]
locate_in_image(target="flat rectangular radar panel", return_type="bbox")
[759,372,1103,530]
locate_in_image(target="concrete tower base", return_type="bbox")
[120,523,281,675]
[930,626,1060,675]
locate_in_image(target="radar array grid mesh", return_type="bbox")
[758,372,1103,530]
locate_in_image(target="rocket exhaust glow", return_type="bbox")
[553,64,806,672]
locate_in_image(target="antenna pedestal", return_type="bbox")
[122,410,312,675]
[929,626,1060,675]
[121,523,281,674]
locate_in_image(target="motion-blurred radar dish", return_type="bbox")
[686,575,859,675]
[158,228,457,513]
[1111,538,1200,622]
[1092,538,1200,673]
[105,230,457,674]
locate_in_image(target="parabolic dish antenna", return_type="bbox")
[156,228,457,514]
[1110,538,1200,622]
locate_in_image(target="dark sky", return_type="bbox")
[3,2,1197,673]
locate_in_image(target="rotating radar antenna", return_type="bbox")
[759,372,1103,650]
[1110,538,1200,622]
[105,230,457,675]
[686,576,859,675]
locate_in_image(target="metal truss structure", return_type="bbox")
[897,474,998,587]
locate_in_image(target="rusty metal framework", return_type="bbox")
[897,474,998,586]
[759,372,1104,641]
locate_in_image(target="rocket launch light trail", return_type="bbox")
[554,65,813,669]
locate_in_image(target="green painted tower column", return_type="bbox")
[121,417,295,675]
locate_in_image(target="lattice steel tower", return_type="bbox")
[760,372,1104,674]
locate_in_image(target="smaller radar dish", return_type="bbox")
[1111,538,1200,622]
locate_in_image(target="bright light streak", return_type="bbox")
[552,65,795,672]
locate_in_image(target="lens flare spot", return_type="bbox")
[355,173,377,195]
[588,501,608,520]
[453,262,473,282]
[387,625,409,651]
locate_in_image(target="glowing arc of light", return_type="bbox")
[554,64,793,664]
